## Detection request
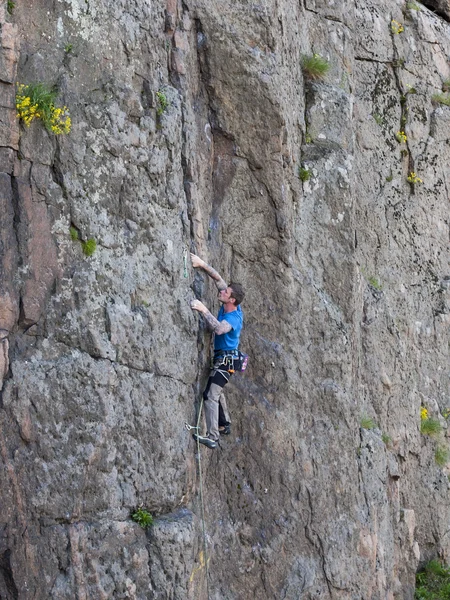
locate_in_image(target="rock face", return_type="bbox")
[1,0,450,598]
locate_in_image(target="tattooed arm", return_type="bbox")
[190,300,232,334]
[190,253,227,291]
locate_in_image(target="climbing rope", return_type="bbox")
[185,399,211,599]
[183,247,210,599]
[194,396,211,600]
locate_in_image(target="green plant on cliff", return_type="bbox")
[69,227,79,241]
[156,90,169,116]
[391,20,404,34]
[7,0,15,14]
[368,276,382,290]
[432,93,450,107]
[407,171,423,185]
[415,559,450,599]
[82,238,97,257]
[435,445,450,467]
[299,166,311,182]
[420,417,442,437]
[406,1,421,10]
[301,54,330,81]
[360,416,376,430]
[16,83,71,134]
[382,432,392,445]
[131,507,154,529]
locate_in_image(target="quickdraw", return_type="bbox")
[184,422,199,432]
[183,248,188,278]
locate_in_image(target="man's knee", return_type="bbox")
[204,382,223,403]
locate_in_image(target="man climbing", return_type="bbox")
[190,252,245,449]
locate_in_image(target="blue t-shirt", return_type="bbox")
[214,305,243,351]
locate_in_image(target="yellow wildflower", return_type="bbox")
[421,406,428,421]
[391,20,404,34]
[407,172,423,184]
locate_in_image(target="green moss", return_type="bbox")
[301,54,330,81]
[69,226,79,241]
[82,238,97,257]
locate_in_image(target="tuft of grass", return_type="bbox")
[416,559,450,599]
[7,0,15,14]
[64,44,73,54]
[156,90,169,116]
[435,445,450,467]
[420,417,442,437]
[299,166,311,182]
[407,1,421,9]
[69,227,79,241]
[368,276,383,291]
[361,416,376,430]
[386,172,393,182]
[301,54,330,81]
[82,238,97,257]
[382,432,392,445]
[432,93,450,107]
[442,80,450,93]
[131,507,154,529]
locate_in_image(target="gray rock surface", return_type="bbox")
[1,0,450,598]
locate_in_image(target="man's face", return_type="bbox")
[218,287,234,305]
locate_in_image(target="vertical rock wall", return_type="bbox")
[1,0,450,598]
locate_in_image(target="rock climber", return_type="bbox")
[190,252,245,449]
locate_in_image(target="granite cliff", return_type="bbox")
[1,0,450,598]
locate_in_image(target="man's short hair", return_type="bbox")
[229,282,245,306]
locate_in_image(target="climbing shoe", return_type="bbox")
[193,434,217,449]
[219,424,231,435]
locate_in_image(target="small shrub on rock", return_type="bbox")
[416,559,450,599]
[131,507,154,529]
[16,83,71,134]
[301,54,330,81]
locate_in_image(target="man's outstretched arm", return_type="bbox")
[190,253,227,291]
[191,300,232,334]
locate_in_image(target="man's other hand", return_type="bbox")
[190,253,205,269]
[190,299,206,313]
